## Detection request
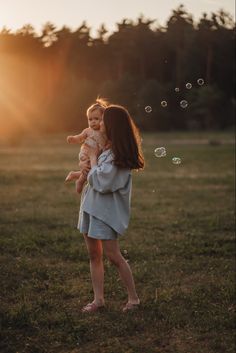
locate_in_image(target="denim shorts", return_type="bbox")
[78,211,119,240]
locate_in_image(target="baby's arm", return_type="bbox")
[67,128,89,144]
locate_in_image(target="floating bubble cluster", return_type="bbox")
[172,157,181,165]
[197,78,204,86]
[142,78,206,167]
[161,100,168,108]
[154,147,166,158]
[145,106,152,113]
[180,100,188,109]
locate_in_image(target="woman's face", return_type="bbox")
[100,118,106,135]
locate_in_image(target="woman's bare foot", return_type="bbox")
[81,300,105,313]
[122,299,140,312]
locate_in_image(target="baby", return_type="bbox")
[65,100,108,193]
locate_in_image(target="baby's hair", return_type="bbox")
[86,97,109,117]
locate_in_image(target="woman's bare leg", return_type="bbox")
[83,234,105,306]
[103,239,140,304]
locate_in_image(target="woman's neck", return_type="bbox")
[104,141,112,150]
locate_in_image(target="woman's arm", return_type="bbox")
[87,161,131,194]
[86,145,131,194]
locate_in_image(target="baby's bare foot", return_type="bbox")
[65,171,81,182]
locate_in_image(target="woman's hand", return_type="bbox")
[81,163,91,176]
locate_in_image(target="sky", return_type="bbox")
[0,0,235,36]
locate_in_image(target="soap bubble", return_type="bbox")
[161,100,168,108]
[172,157,181,165]
[180,100,188,109]
[175,87,180,92]
[197,78,204,86]
[145,106,152,113]
[154,147,166,158]
[186,83,192,89]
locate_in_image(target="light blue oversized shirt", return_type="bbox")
[79,149,132,235]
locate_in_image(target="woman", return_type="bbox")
[78,104,144,313]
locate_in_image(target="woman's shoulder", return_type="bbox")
[98,149,114,163]
[98,149,131,172]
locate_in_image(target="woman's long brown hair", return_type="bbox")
[103,105,144,170]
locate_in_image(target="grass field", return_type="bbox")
[0,132,235,353]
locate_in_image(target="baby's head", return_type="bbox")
[86,98,108,131]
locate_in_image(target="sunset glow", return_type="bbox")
[0,0,235,140]
[0,0,234,35]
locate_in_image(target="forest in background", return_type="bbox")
[0,4,235,140]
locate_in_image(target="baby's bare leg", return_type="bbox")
[65,170,81,182]
[75,172,88,193]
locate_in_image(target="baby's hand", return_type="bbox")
[67,136,74,143]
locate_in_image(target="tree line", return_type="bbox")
[0,5,235,139]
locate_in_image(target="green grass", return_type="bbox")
[0,132,235,353]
